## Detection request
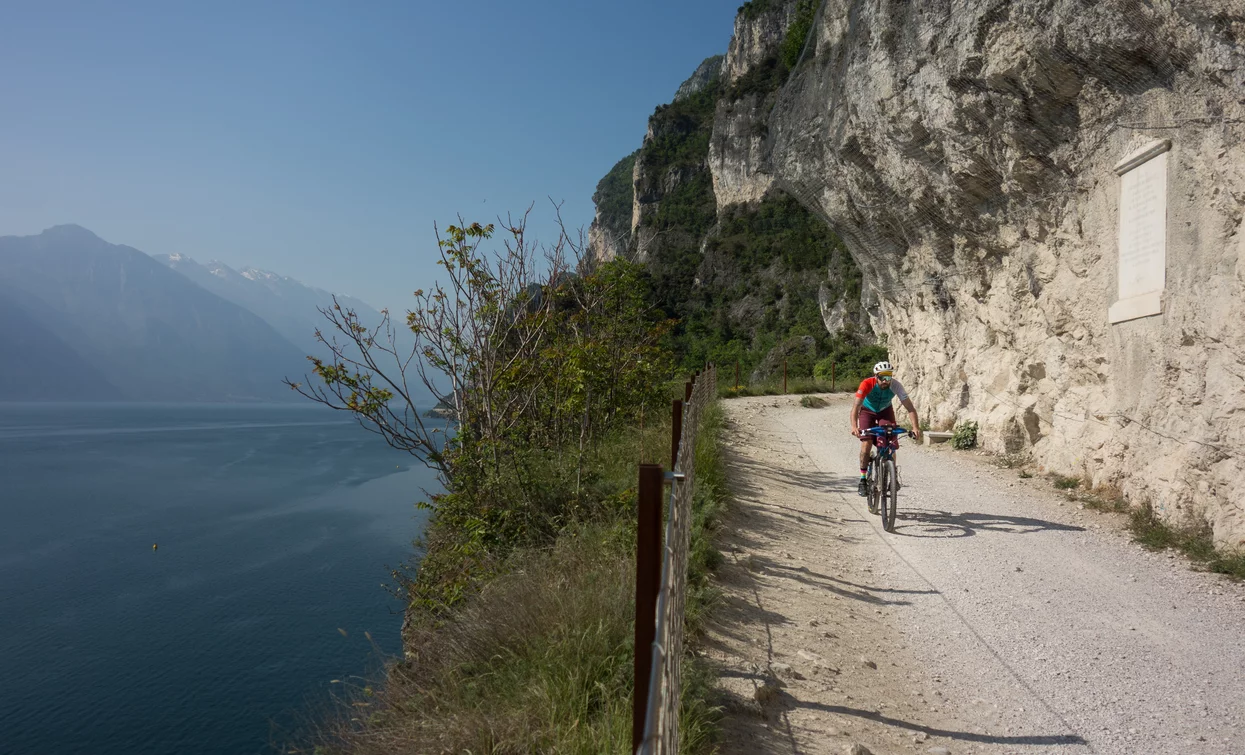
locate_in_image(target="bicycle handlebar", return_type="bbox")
[860,426,909,436]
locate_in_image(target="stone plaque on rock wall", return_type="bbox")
[1109,139,1171,324]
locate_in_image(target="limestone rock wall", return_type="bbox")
[586,218,624,263]
[710,92,776,209]
[724,1,800,84]
[709,1,799,211]
[767,0,1245,545]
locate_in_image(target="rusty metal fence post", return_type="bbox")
[670,399,683,472]
[831,361,836,391]
[783,358,788,394]
[633,463,663,751]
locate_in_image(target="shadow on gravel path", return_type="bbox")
[755,558,939,605]
[894,508,1087,538]
[792,701,1090,747]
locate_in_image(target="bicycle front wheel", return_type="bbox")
[881,459,898,532]
[867,458,880,514]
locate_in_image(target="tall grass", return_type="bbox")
[299,402,728,754]
[1129,504,1245,580]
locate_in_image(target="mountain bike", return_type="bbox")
[863,424,909,532]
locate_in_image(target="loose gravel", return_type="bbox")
[707,394,1245,755]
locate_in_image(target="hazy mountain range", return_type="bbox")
[0,225,404,402]
[152,252,382,358]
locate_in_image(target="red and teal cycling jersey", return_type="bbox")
[855,377,909,413]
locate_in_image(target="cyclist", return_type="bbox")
[851,361,922,496]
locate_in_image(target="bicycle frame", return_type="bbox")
[864,425,906,456]
[863,425,907,531]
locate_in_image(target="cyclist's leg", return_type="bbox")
[857,409,878,496]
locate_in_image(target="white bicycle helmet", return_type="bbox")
[873,361,893,376]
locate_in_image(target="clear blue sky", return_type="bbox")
[0,0,740,310]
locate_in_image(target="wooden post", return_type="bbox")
[684,379,693,402]
[639,404,645,463]
[783,358,788,394]
[671,399,683,471]
[634,463,664,751]
[735,360,740,391]
[831,361,836,392]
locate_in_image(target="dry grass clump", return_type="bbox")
[1081,484,1129,513]
[1050,473,1081,490]
[993,451,1031,469]
[317,527,636,754]
[1129,504,1245,580]
[799,395,829,409]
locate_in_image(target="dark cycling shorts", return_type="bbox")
[858,406,896,433]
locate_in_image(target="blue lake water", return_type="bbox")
[0,403,435,754]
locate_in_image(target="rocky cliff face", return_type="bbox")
[710,90,777,209]
[709,1,802,208]
[674,55,724,102]
[767,0,1245,545]
[723,1,801,84]
[587,0,874,380]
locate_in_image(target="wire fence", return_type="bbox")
[635,365,716,755]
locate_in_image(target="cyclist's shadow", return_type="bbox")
[894,508,1086,538]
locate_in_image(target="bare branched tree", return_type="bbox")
[284,209,569,483]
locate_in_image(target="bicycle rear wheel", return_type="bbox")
[881,459,898,532]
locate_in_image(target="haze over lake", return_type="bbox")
[0,403,434,755]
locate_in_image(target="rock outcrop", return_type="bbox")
[767,0,1245,544]
[587,152,636,263]
[723,1,801,84]
[709,1,804,208]
[710,90,777,208]
[674,55,724,102]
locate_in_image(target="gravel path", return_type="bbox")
[706,394,1245,755]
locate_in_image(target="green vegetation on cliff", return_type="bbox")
[594,0,881,387]
[312,409,727,754]
[780,0,818,69]
[625,91,876,379]
[727,0,818,102]
[295,221,724,753]
[678,191,861,376]
[592,151,637,243]
[629,80,835,375]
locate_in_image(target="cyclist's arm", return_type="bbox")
[899,397,922,442]
[850,395,864,437]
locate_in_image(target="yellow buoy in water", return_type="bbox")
[152,543,158,551]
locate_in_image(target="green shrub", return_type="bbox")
[800,395,828,409]
[780,0,819,69]
[951,421,978,449]
[1052,474,1081,490]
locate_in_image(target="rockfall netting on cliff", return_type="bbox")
[766,0,1245,545]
